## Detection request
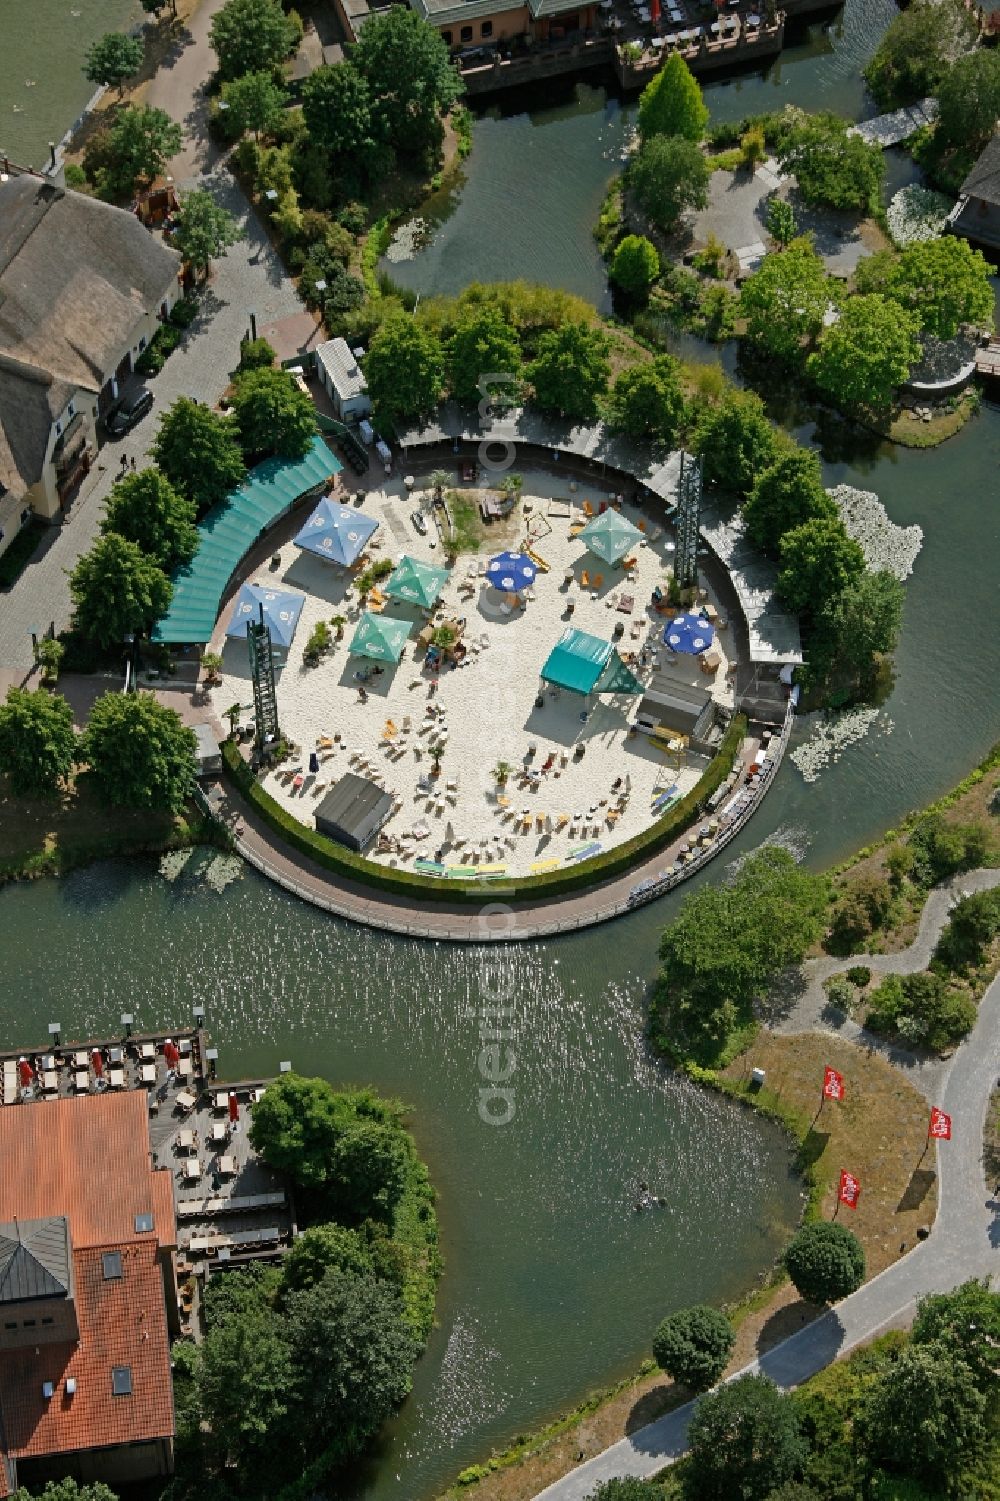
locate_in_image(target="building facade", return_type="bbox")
[0,169,182,560]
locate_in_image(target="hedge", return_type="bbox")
[221,714,748,905]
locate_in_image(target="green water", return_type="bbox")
[0,0,140,167]
[6,0,1000,1494]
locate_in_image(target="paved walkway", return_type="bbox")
[532,875,1000,1499]
[0,0,306,672]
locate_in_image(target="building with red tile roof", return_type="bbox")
[0,1093,176,1494]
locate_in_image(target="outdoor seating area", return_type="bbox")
[1,1029,203,1107]
[602,0,769,59]
[213,467,737,878]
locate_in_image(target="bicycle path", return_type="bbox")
[533,873,1000,1499]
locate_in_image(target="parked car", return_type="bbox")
[410,509,428,536]
[105,389,153,437]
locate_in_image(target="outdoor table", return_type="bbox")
[214,1091,230,1112]
[183,1159,202,1181]
[651,35,666,48]
[218,1155,237,1176]
[75,1070,89,1093]
[178,1129,195,1150]
[139,1042,155,1061]
[109,1066,125,1089]
[178,1038,192,1055]
[140,1064,156,1085]
[109,1046,123,1064]
[211,1123,228,1143]
[73,1050,87,1067]
[252,1088,266,1103]
[38,1054,55,1071]
[176,1090,197,1111]
[41,1070,57,1093]
[176,1057,192,1079]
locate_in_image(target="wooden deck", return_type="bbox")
[975,341,1000,379]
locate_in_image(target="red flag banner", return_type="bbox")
[929,1106,952,1140]
[823,1065,845,1102]
[838,1170,861,1210]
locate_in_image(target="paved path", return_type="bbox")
[533,877,1000,1499]
[0,0,305,672]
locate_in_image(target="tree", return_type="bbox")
[101,105,182,197]
[908,813,989,885]
[630,134,710,230]
[686,1375,808,1501]
[68,535,172,649]
[743,449,836,556]
[83,32,144,96]
[301,63,388,186]
[912,1279,1000,1390]
[584,1483,664,1501]
[655,848,828,1046]
[102,468,199,570]
[352,7,462,156]
[0,688,77,799]
[328,1119,408,1222]
[817,571,904,684]
[283,1269,417,1462]
[364,316,444,430]
[250,1075,345,1188]
[808,295,922,417]
[609,235,660,298]
[935,888,1000,970]
[527,322,611,421]
[238,336,277,371]
[779,115,884,214]
[864,0,973,109]
[81,692,196,812]
[607,357,685,442]
[777,517,865,616]
[230,367,316,459]
[936,47,1000,152]
[209,0,301,81]
[221,69,287,139]
[783,1222,865,1305]
[198,1305,293,1476]
[151,397,246,515]
[652,1304,734,1392]
[693,389,781,495]
[637,53,708,142]
[447,306,523,403]
[854,1339,986,1487]
[855,238,996,341]
[766,197,798,248]
[281,1224,376,1294]
[170,188,243,277]
[739,239,837,367]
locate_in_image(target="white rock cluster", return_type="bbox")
[828,484,923,580]
[790,707,892,783]
[384,218,432,263]
[886,185,953,247]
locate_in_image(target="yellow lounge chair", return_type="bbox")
[591,573,604,590]
[583,500,596,518]
[581,569,591,590]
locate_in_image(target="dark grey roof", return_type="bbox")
[0,1217,72,1304]
[314,773,395,852]
[0,176,181,391]
[959,134,1000,206]
[413,0,582,19]
[0,354,80,495]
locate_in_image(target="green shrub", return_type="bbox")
[135,321,183,376]
[238,336,277,371]
[846,965,871,988]
[934,887,1000,971]
[867,970,976,1052]
[826,874,894,953]
[169,296,200,328]
[908,813,989,887]
[822,974,856,1013]
[303,620,331,665]
[784,1221,865,1304]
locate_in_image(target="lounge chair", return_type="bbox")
[580,569,591,590]
[591,573,604,590]
[583,500,596,518]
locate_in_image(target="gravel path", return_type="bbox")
[532,872,1000,1500]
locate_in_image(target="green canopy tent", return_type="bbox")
[579,509,643,566]
[384,555,449,611]
[539,628,643,697]
[349,612,412,664]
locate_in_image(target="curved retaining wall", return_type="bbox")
[197,699,794,942]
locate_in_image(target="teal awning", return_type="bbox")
[152,436,341,644]
[595,654,643,695]
[385,555,449,610]
[349,611,412,663]
[579,509,643,566]
[540,628,614,695]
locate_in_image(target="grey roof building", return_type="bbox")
[315,336,371,421]
[948,134,1000,252]
[0,1218,72,1307]
[0,174,182,541]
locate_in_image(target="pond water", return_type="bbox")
[6,0,1000,1495]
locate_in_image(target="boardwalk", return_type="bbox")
[849,99,937,149]
[532,875,1000,1499]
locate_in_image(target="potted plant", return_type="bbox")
[201,650,224,685]
[37,637,64,686]
[223,703,242,739]
[432,625,457,654]
[430,468,450,501]
[330,614,347,642]
[429,742,444,777]
[493,760,512,785]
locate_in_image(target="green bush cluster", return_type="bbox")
[866,969,976,1052]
